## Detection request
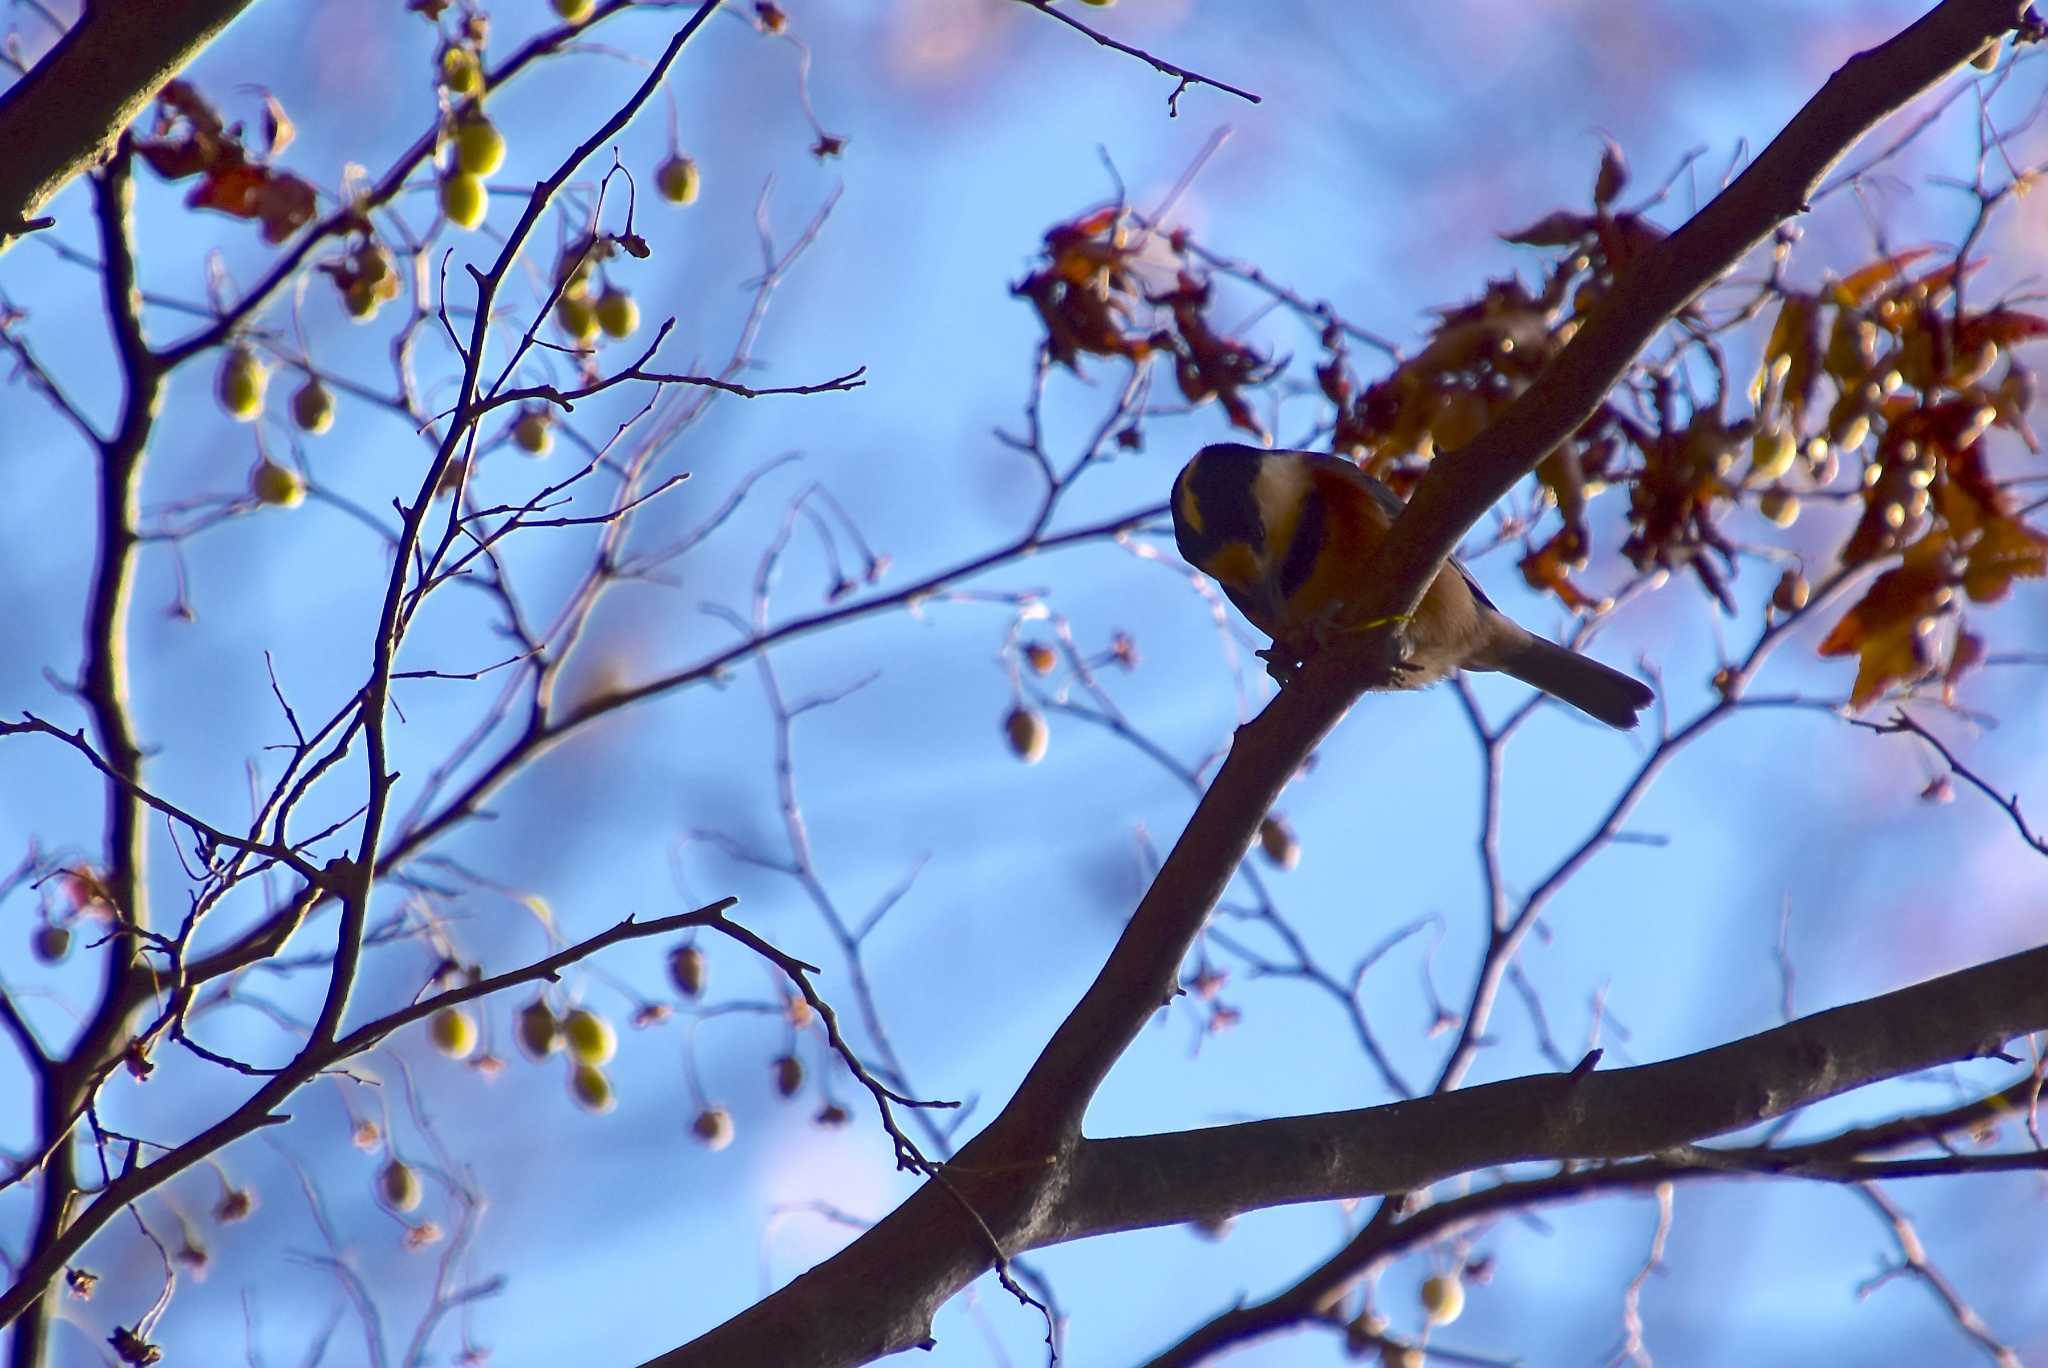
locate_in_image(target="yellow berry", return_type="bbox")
[452,113,506,177]
[218,347,266,421]
[1758,489,1801,527]
[555,292,599,344]
[428,1006,477,1059]
[595,287,639,340]
[291,379,334,434]
[691,1107,734,1150]
[1749,426,1796,481]
[251,459,306,509]
[656,154,700,205]
[552,0,595,23]
[440,171,487,231]
[344,281,381,321]
[1004,706,1048,764]
[377,1159,422,1213]
[570,1063,615,1113]
[440,46,483,96]
[564,1008,616,1065]
[511,410,553,456]
[1420,1274,1465,1327]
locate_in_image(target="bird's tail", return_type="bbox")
[1483,633,1653,730]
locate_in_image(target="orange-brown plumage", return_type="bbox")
[1172,443,1653,728]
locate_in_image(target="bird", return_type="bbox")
[1171,442,1654,729]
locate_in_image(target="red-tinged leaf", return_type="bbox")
[1594,138,1628,207]
[1831,248,1934,309]
[133,138,209,182]
[253,172,317,244]
[188,163,267,219]
[1961,307,2048,350]
[1501,210,1596,247]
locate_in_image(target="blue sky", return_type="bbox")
[3,1,2047,1365]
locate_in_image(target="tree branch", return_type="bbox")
[651,4,2035,1363]
[0,0,257,249]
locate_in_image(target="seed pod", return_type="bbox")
[292,379,335,434]
[428,1006,477,1059]
[1771,569,1810,614]
[251,460,306,509]
[31,924,70,963]
[378,1159,422,1213]
[691,1106,734,1150]
[1004,706,1048,764]
[564,1008,616,1065]
[669,945,706,997]
[570,1063,615,1114]
[439,171,487,230]
[657,154,700,205]
[1420,1274,1465,1326]
[218,347,267,420]
[1257,814,1301,871]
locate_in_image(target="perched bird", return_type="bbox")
[1171,443,1653,729]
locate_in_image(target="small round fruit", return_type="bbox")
[251,459,306,509]
[428,1006,478,1059]
[1420,1273,1465,1327]
[1004,706,1048,764]
[1258,815,1300,871]
[1758,489,1801,527]
[452,113,506,177]
[377,1159,422,1213]
[343,280,381,321]
[1023,642,1056,676]
[563,1008,616,1065]
[511,410,553,456]
[656,154,700,205]
[440,171,487,231]
[31,924,70,963]
[772,1054,803,1098]
[570,1063,615,1113]
[595,287,639,340]
[1079,0,1114,6]
[555,292,599,344]
[292,379,335,434]
[218,347,267,421]
[1749,426,1796,481]
[517,999,561,1059]
[551,0,595,22]
[1772,568,1811,614]
[669,945,706,997]
[440,46,483,96]
[691,1106,734,1151]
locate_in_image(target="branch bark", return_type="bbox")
[0,0,259,250]
[651,2,2032,1363]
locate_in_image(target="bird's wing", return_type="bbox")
[1280,448,1502,613]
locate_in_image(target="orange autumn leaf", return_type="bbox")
[1830,248,1933,309]
[1519,535,1605,613]
[1962,514,2048,603]
[1819,543,1953,708]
